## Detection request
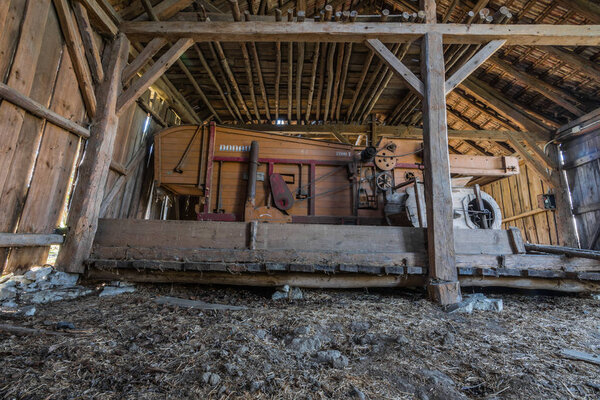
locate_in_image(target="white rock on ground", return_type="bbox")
[24,266,53,282]
[1,266,88,305]
[0,284,17,301]
[23,288,93,304]
[448,293,503,313]
[99,285,136,297]
[272,285,303,300]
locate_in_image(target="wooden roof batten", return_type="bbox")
[97,0,600,160]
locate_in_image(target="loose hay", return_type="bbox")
[1,285,599,399]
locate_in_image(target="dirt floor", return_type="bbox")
[1,284,600,399]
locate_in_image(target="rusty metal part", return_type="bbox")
[270,173,294,211]
[375,171,393,191]
[173,125,202,174]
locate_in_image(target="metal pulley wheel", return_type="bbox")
[375,171,393,191]
[374,140,398,171]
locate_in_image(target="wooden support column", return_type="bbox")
[56,33,130,274]
[421,22,461,303]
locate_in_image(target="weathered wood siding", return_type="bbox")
[562,130,600,250]
[483,163,558,245]
[0,1,87,272]
[0,2,172,273]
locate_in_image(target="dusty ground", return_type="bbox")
[1,284,600,399]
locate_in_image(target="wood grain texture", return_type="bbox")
[56,34,130,274]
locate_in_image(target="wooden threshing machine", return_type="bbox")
[154,123,519,228]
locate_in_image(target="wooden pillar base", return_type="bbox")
[428,280,462,306]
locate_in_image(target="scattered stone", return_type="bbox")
[224,363,241,377]
[350,321,371,332]
[272,285,303,300]
[23,287,92,304]
[396,334,410,345]
[271,291,288,300]
[56,321,75,330]
[2,300,18,308]
[447,293,503,314]
[202,372,221,386]
[47,271,79,288]
[0,285,17,301]
[294,326,311,335]
[290,336,322,354]
[249,380,263,392]
[442,332,455,346]
[110,281,134,287]
[255,329,267,340]
[592,294,600,301]
[21,305,36,316]
[24,266,53,282]
[350,386,366,400]
[289,287,303,300]
[99,285,136,297]
[316,350,349,369]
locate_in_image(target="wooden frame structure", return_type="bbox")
[1,0,599,306]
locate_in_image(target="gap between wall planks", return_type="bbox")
[483,163,558,246]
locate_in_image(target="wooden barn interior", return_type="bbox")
[1,0,600,306]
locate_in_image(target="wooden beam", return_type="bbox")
[421,31,461,305]
[505,133,559,188]
[241,123,525,141]
[134,0,194,21]
[0,233,64,248]
[120,21,600,46]
[122,37,167,85]
[556,0,600,23]
[542,46,600,82]
[75,0,119,36]
[72,0,104,84]
[445,40,505,95]
[364,38,424,98]
[56,33,130,274]
[460,77,555,134]
[117,38,193,114]
[0,82,91,139]
[489,55,587,117]
[518,132,557,170]
[53,0,97,117]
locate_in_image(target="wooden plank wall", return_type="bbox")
[0,1,178,273]
[0,0,88,272]
[562,130,600,250]
[101,91,179,219]
[483,163,558,245]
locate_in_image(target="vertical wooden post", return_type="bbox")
[420,0,461,305]
[56,33,130,273]
[547,144,579,247]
